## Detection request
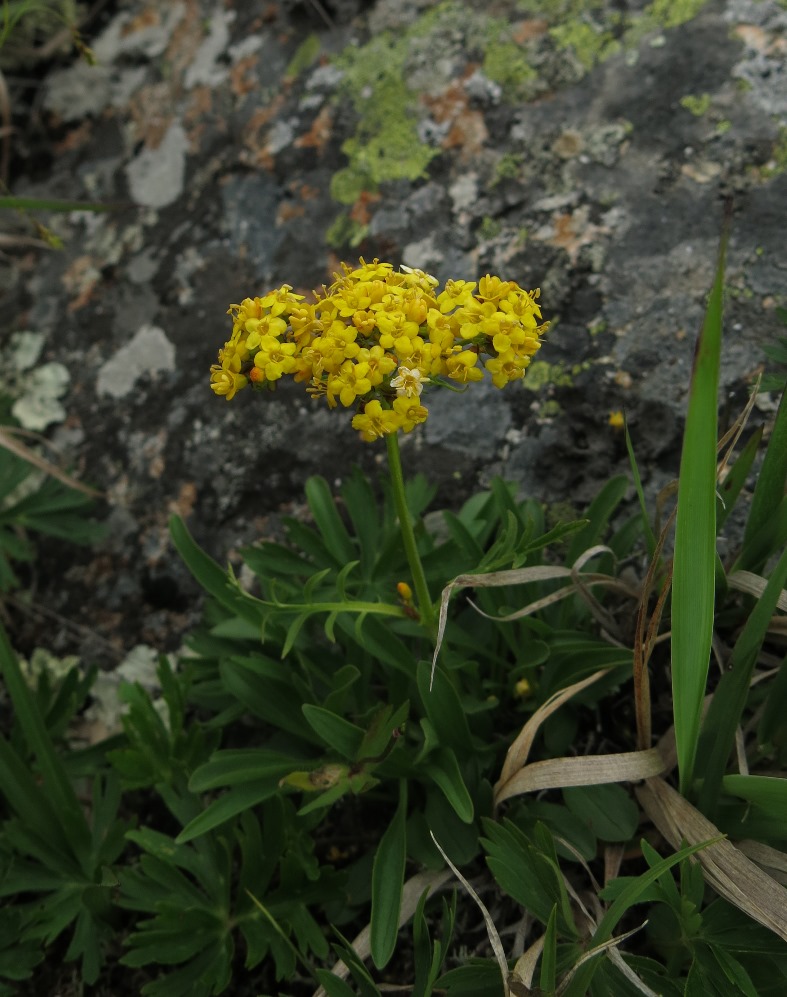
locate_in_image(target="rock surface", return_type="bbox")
[2,0,785,665]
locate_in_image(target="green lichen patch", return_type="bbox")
[286,34,321,79]
[325,212,368,249]
[482,37,538,99]
[680,93,711,116]
[522,360,575,391]
[330,33,439,204]
[762,127,787,179]
[550,19,620,71]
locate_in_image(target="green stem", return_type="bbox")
[385,432,436,635]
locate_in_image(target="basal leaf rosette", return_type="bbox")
[210,259,548,441]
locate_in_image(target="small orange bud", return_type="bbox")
[396,581,413,603]
[249,366,264,383]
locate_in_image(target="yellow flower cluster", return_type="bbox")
[210,259,548,441]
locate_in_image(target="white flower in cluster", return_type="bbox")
[390,366,430,398]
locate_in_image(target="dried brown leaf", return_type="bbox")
[495,748,667,807]
[636,777,787,942]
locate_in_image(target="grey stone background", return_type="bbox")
[1,0,785,666]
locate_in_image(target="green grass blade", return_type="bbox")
[671,222,729,795]
[695,544,787,816]
[738,387,787,572]
[0,196,111,212]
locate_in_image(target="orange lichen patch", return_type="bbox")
[165,0,205,86]
[299,184,320,201]
[553,129,584,159]
[169,481,198,519]
[239,97,287,170]
[122,4,160,35]
[277,200,306,223]
[733,24,771,54]
[423,81,487,159]
[183,85,224,150]
[294,104,334,151]
[128,82,175,148]
[54,119,93,154]
[349,190,380,226]
[536,206,608,264]
[62,255,101,312]
[230,52,260,96]
[512,19,549,43]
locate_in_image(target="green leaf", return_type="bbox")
[435,960,508,995]
[563,837,719,997]
[539,904,558,994]
[302,705,365,760]
[370,779,407,969]
[721,774,787,820]
[315,972,359,997]
[176,783,284,843]
[671,222,729,793]
[562,784,639,842]
[219,657,312,740]
[188,749,297,792]
[566,475,628,565]
[0,623,90,867]
[170,516,261,625]
[417,662,473,754]
[482,819,576,937]
[421,747,474,823]
[305,476,357,566]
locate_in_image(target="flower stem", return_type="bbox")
[385,432,436,635]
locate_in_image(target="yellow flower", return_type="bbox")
[328,360,373,407]
[357,345,397,386]
[608,410,625,429]
[477,275,512,303]
[514,677,532,699]
[214,259,548,442]
[210,365,248,400]
[446,351,484,383]
[393,396,428,432]
[245,314,288,352]
[253,336,298,381]
[351,400,403,441]
[485,351,530,388]
[436,279,476,313]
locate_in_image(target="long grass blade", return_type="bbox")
[671,219,730,794]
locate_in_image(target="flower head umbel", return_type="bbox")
[211,259,548,441]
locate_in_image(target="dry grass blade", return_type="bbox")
[633,505,676,751]
[498,669,611,787]
[311,868,453,997]
[431,561,637,686]
[636,776,787,941]
[430,831,511,997]
[495,748,666,807]
[736,840,787,886]
[728,570,787,612]
[717,373,760,479]
[556,921,649,995]
[606,945,660,996]
[0,426,103,498]
[511,934,545,991]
